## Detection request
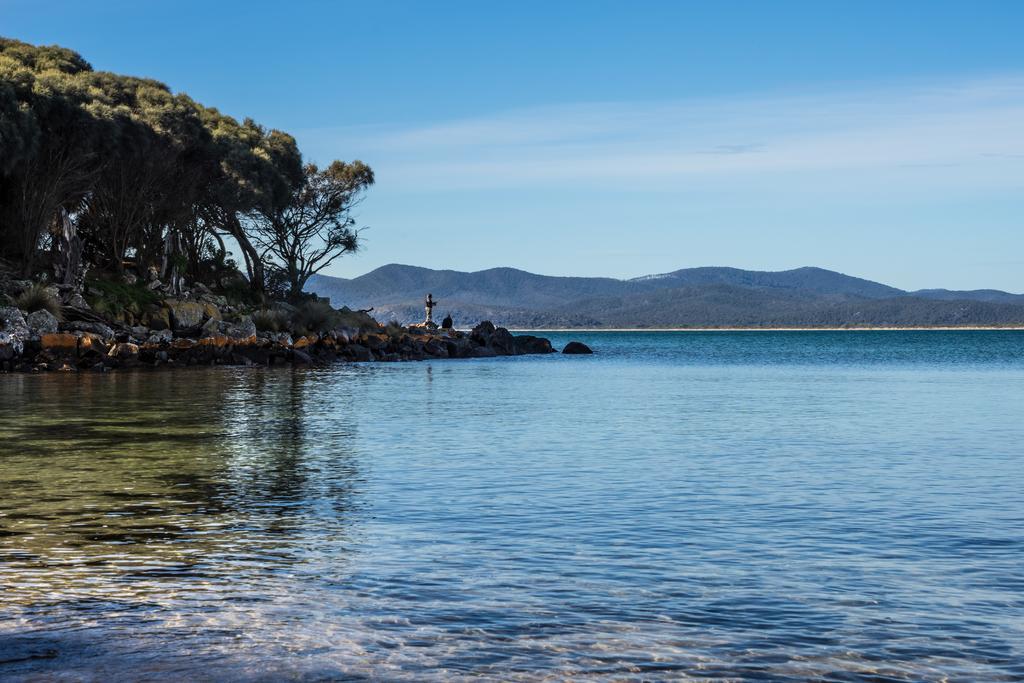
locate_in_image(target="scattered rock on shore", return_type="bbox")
[0,313,555,373]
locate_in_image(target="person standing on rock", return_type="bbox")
[424,293,438,327]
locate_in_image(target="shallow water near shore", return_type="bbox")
[1,330,1023,681]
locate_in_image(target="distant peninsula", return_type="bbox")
[310,265,1024,329]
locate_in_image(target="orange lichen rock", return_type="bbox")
[78,333,106,352]
[107,342,140,358]
[40,333,78,350]
[198,335,230,348]
[293,335,319,349]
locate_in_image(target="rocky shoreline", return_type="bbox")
[0,304,564,373]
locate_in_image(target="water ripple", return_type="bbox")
[1,332,1023,680]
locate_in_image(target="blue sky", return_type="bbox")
[3,0,1023,290]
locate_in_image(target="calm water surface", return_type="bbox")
[1,331,1023,681]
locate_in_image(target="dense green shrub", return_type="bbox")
[85,278,160,318]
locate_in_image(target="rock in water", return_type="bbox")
[513,335,555,355]
[344,344,373,362]
[562,341,593,354]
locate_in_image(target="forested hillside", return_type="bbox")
[311,265,1024,328]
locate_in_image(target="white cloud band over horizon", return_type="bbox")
[303,75,1024,192]
[295,74,1024,292]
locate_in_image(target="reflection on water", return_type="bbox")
[1,369,369,679]
[2,332,1024,681]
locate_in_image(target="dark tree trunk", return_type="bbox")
[51,207,84,290]
[225,214,264,291]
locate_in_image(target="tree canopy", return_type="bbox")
[247,160,375,299]
[0,37,371,301]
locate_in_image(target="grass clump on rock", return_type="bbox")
[15,284,62,320]
[290,301,339,336]
[252,309,291,333]
[384,320,405,339]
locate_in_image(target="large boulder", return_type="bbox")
[362,334,386,351]
[471,345,498,358]
[0,306,29,361]
[344,343,373,362]
[26,310,60,337]
[470,320,496,344]
[0,306,30,339]
[0,333,23,361]
[488,327,518,355]
[40,332,79,351]
[514,335,555,355]
[223,316,256,341]
[166,299,206,329]
[444,336,482,358]
[562,341,593,354]
[423,339,449,358]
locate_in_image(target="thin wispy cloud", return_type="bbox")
[301,76,1024,193]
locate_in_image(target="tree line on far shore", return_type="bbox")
[0,37,373,301]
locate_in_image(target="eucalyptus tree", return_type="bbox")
[0,37,376,302]
[75,73,212,274]
[0,39,104,275]
[245,159,374,300]
[194,111,303,291]
[0,69,38,176]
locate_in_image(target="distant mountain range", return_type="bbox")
[309,265,1024,328]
